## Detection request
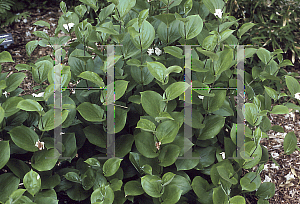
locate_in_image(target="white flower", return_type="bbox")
[271,152,279,159]
[37,9,40,13]
[284,172,295,181]
[34,27,36,32]
[147,48,154,56]
[49,18,55,21]
[198,95,204,100]
[29,27,33,30]
[220,152,226,159]
[295,92,300,100]
[51,23,56,27]
[32,92,44,97]
[155,142,161,150]
[23,19,27,23]
[155,47,162,56]
[214,9,223,18]
[63,23,75,32]
[3,91,7,98]
[263,175,272,182]
[35,140,45,150]
[147,0,151,2]
[37,174,40,180]
[43,29,48,34]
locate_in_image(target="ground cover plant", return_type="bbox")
[0,0,299,203]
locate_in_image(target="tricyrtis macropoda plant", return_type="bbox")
[0,0,298,203]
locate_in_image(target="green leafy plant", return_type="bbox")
[227,0,300,64]
[0,0,299,203]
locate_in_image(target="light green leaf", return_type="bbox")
[179,15,203,40]
[0,173,20,203]
[31,148,60,171]
[8,125,39,152]
[270,105,289,114]
[161,184,182,204]
[214,46,234,75]
[163,46,184,59]
[0,51,14,63]
[79,0,99,12]
[158,144,181,167]
[115,80,129,101]
[286,75,300,96]
[237,23,255,38]
[124,180,144,196]
[255,182,275,199]
[147,62,167,84]
[91,185,114,204]
[116,0,136,19]
[2,96,23,117]
[25,40,39,56]
[77,102,105,122]
[32,31,50,40]
[103,158,123,177]
[0,141,10,170]
[23,170,41,196]
[264,86,278,100]
[198,115,225,140]
[141,91,165,118]
[283,131,297,155]
[202,34,218,51]
[229,196,246,204]
[78,71,105,88]
[33,20,51,29]
[257,48,271,64]
[131,20,155,50]
[5,72,26,92]
[136,118,156,132]
[38,109,69,131]
[17,99,44,113]
[156,120,179,144]
[164,82,189,101]
[138,9,149,27]
[134,131,159,158]
[141,175,163,198]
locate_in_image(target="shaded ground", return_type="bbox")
[0,6,300,204]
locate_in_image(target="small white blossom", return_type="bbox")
[220,152,226,159]
[23,19,27,23]
[214,9,223,18]
[32,92,44,97]
[63,23,75,32]
[29,27,33,30]
[37,174,40,180]
[284,172,295,181]
[147,48,154,56]
[35,140,45,150]
[263,175,272,182]
[49,18,55,21]
[198,95,204,100]
[34,27,36,32]
[295,92,300,100]
[3,91,7,98]
[37,9,40,13]
[51,23,56,27]
[43,29,48,34]
[155,142,161,150]
[155,47,162,56]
